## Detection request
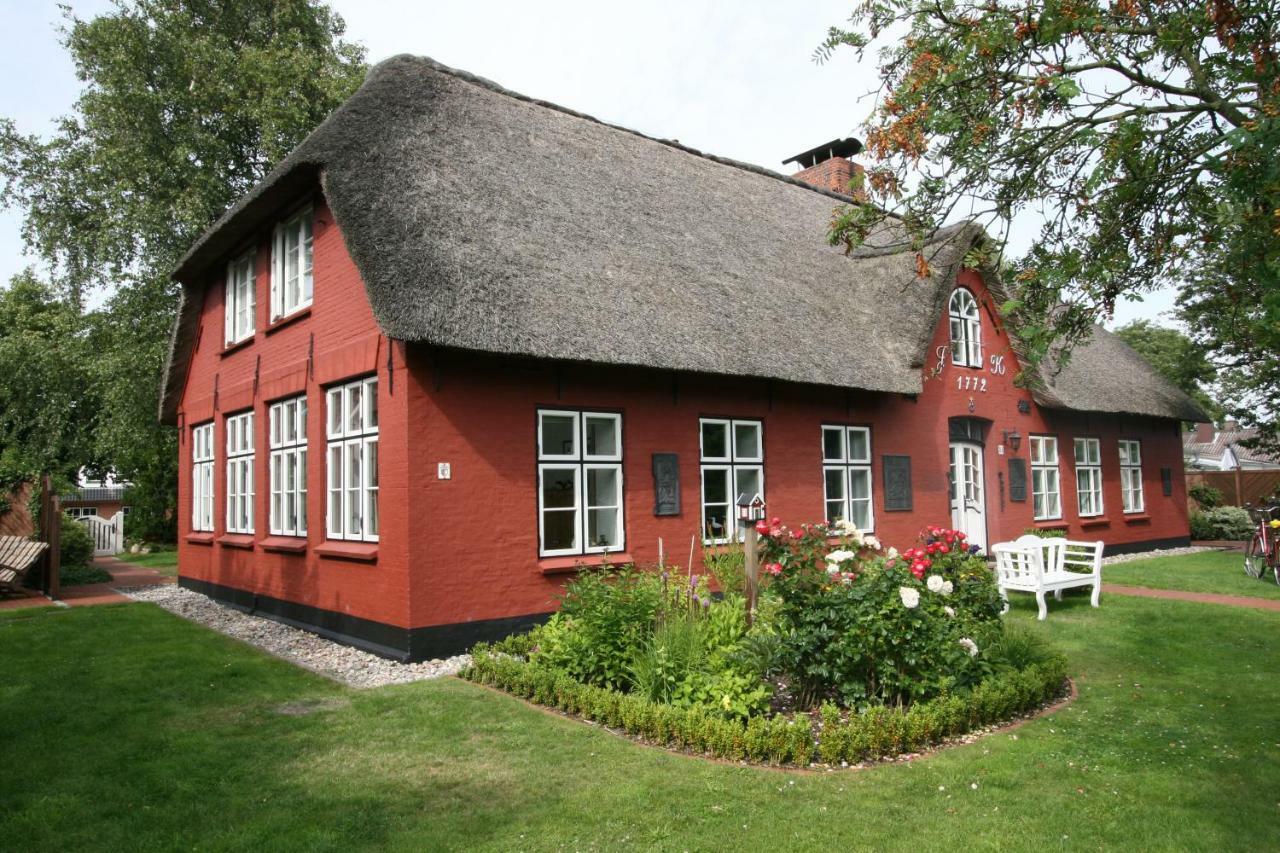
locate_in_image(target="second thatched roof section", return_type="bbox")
[160,54,1206,425]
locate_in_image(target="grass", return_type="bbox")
[112,547,179,576]
[1104,549,1280,600]
[1,584,1278,850]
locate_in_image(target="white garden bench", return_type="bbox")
[991,534,1104,620]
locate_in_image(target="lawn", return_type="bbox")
[112,548,179,576]
[1,587,1277,850]
[1104,549,1280,600]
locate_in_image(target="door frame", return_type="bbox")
[949,440,989,550]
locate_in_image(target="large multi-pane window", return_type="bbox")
[700,418,763,544]
[326,377,378,542]
[1030,435,1061,521]
[1119,439,1145,514]
[269,396,308,537]
[224,251,255,345]
[271,207,313,321]
[191,422,215,532]
[536,410,624,557]
[224,412,254,534]
[822,425,873,531]
[948,288,982,367]
[1074,437,1103,517]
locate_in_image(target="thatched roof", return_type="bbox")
[160,55,1206,425]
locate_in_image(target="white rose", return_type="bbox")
[886,546,899,559]
[899,586,920,609]
[926,575,945,593]
[863,535,881,551]
[944,606,956,617]
[958,637,979,657]
[941,580,954,596]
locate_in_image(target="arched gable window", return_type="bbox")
[948,288,982,368]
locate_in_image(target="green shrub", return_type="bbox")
[545,567,664,689]
[630,616,706,704]
[60,562,112,586]
[1188,510,1215,540]
[464,643,1068,768]
[985,623,1061,674]
[59,513,94,569]
[1188,483,1224,509]
[1197,505,1254,540]
[1023,526,1066,538]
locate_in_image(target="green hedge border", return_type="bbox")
[460,649,1070,768]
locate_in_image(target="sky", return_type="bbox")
[0,0,1179,327]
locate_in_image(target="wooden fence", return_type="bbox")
[1187,469,1280,507]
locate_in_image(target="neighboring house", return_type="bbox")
[1184,421,1280,471]
[159,56,1207,661]
[61,470,130,520]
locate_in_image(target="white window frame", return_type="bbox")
[325,377,378,542]
[224,411,255,534]
[191,422,215,532]
[269,396,308,537]
[1074,437,1103,517]
[821,425,874,532]
[271,206,314,322]
[699,418,764,544]
[948,288,982,368]
[224,250,256,345]
[536,410,625,557]
[1119,439,1145,514]
[1030,435,1062,521]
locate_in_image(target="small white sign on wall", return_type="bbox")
[437,462,451,480]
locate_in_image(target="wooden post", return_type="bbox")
[743,526,759,627]
[39,474,60,600]
[1234,464,1244,507]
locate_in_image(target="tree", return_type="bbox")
[1113,320,1222,424]
[0,1,366,539]
[820,1,1279,447]
[0,271,100,482]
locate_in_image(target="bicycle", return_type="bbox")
[1243,503,1280,584]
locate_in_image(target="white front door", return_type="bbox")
[949,442,987,552]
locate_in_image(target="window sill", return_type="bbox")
[260,536,307,554]
[1032,520,1068,531]
[539,552,632,575]
[1078,517,1110,529]
[220,336,255,357]
[266,306,311,335]
[216,534,255,549]
[1122,513,1151,524]
[186,531,215,545]
[315,541,378,563]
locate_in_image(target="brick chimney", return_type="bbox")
[784,137,866,200]
[1193,422,1215,443]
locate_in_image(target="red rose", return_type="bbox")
[770,517,781,527]
[939,544,951,554]
[755,520,770,535]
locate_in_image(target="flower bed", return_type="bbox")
[461,520,1069,767]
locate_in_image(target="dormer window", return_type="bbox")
[224,251,256,346]
[271,207,313,321]
[948,288,982,368]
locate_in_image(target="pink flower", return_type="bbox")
[790,529,802,540]
[770,526,783,538]
[765,562,783,576]
[770,517,781,527]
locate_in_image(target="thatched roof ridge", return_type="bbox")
[159,54,1207,425]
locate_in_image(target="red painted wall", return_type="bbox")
[176,196,414,629]
[176,204,1189,635]
[403,268,1189,627]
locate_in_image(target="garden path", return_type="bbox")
[1104,582,1280,611]
[0,556,171,611]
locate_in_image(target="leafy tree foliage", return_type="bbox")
[1113,320,1222,423]
[821,1,1278,446]
[0,1,366,540]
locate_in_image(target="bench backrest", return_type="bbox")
[992,534,1057,582]
[0,536,49,574]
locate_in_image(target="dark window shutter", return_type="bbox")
[1008,458,1027,502]
[883,455,912,511]
[1161,467,1173,496]
[652,453,681,516]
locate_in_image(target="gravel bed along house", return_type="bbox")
[122,584,469,689]
[1101,545,1218,566]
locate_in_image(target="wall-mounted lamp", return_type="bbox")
[1002,430,1022,451]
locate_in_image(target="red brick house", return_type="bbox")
[160,56,1207,660]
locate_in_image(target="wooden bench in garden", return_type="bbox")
[991,534,1104,620]
[0,535,49,596]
